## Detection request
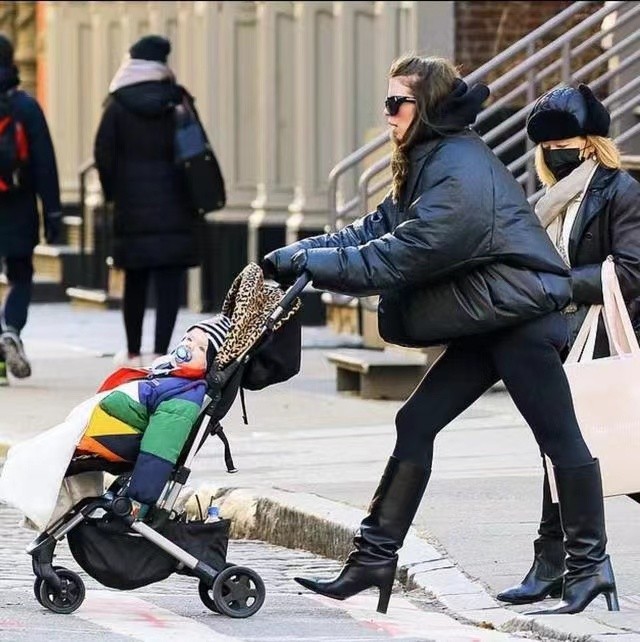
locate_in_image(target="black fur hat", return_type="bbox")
[526,84,610,144]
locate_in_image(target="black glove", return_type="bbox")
[262,247,300,286]
[45,213,63,245]
[260,253,279,280]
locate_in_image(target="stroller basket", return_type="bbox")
[68,518,230,590]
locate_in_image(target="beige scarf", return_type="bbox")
[534,159,598,265]
[108,56,174,94]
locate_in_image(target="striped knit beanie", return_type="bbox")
[186,314,232,364]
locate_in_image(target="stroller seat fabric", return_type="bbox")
[215,262,300,368]
[214,262,302,391]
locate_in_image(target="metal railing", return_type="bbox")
[328,0,640,229]
[77,159,113,292]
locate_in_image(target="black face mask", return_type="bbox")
[542,147,583,181]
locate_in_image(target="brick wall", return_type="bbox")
[455,1,605,101]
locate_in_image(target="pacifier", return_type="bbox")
[173,344,193,364]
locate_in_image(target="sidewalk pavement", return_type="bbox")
[2,303,640,641]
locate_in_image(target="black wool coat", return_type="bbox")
[562,166,640,351]
[93,80,201,270]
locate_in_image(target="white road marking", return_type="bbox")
[307,593,522,641]
[74,590,244,642]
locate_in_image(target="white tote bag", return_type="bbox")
[547,257,640,501]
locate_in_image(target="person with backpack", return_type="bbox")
[0,34,62,385]
[94,35,203,367]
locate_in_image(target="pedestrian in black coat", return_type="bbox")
[498,84,640,609]
[263,56,617,616]
[0,35,61,383]
[94,35,201,365]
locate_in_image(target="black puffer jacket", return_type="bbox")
[93,81,201,270]
[0,67,61,257]
[273,130,571,346]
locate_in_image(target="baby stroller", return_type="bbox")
[25,265,308,618]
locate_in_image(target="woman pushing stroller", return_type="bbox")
[263,54,617,616]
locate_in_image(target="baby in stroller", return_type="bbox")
[0,262,306,618]
[77,315,232,522]
[0,314,232,531]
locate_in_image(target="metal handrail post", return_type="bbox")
[77,159,95,286]
[357,155,391,217]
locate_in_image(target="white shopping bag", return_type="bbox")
[547,257,640,500]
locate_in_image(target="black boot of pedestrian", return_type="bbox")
[497,538,564,604]
[528,459,619,615]
[294,457,430,614]
[497,466,564,604]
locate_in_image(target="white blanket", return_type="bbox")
[0,392,108,531]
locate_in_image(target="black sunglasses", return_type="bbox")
[385,95,417,116]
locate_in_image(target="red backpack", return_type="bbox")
[0,93,28,193]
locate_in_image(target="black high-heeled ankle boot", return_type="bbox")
[294,457,430,613]
[528,459,619,615]
[497,466,564,604]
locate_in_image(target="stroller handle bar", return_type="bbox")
[268,272,311,326]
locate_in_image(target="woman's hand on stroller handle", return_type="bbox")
[276,272,310,315]
[261,247,309,287]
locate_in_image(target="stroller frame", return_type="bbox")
[26,273,310,617]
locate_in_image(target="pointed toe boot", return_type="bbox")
[527,460,619,615]
[294,457,430,614]
[295,557,397,613]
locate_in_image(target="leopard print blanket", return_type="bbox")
[214,262,301,368]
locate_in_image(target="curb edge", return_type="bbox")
[210,485,620,642]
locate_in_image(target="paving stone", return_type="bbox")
[439,591,502,612]
[412,567,486,596]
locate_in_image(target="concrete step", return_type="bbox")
[0,273,66,303]
[33,244,83,285]
[322,292,359,336]
[325,347,430,400]
[65,286,121,310]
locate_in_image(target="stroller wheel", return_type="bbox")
[33,565,65,606]
[198,580,221,613]
[198,562,240,612]
[33,578,44,605]
[38,567,85,614]
[210,566,265,618]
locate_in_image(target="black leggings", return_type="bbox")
[393,313,592,470]
[1,255,33,333]
[123,267,185,355]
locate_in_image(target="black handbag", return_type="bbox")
[241,313,302,390]
[174,98,226,216]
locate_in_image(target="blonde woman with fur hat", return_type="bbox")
[497,84,640,613]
